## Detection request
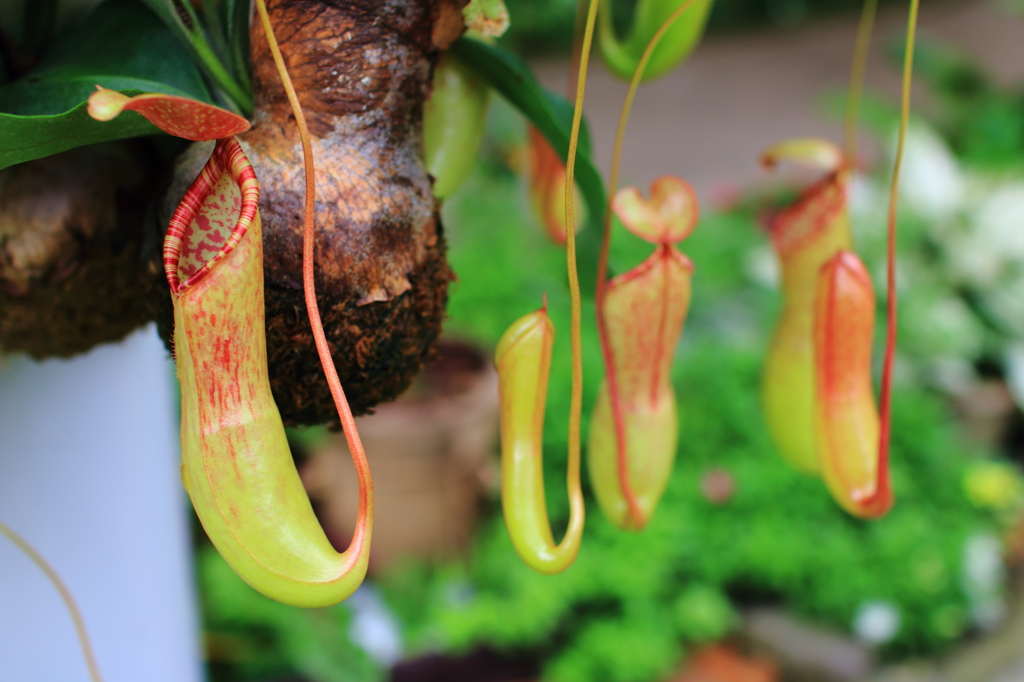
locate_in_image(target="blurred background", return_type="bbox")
[7,0,1024,681]
[204,1,1024,681]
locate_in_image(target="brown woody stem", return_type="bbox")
[253,0,373,560]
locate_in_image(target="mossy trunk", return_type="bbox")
[248,0,458,425]
[154,0,463,425]
[0,142,161,358]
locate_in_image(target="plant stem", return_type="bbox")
[561,0,601,547]
[0,519,104,682]
[843,0,878,166]
[193,36,253,114]
[878,0,919,499]
[253,0,373,557]
[167,0,253,114]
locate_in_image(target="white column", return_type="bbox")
[0,325,202,682]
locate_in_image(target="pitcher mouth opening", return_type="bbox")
[163,137,260,296]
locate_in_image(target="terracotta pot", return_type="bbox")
[301,339,499,572]
[670,645,777,682]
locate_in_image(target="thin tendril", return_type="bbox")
[597,0,699,527]
[0,520,104,682]
[568,0,589,98]
[843,0,878,166]
[878,0,919,499]
[559,0,601,549]
[254,0,373,556]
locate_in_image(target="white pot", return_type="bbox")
[0,326,202,682]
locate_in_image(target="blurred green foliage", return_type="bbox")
[195,20,1022,682]
[377,100,1006,682]
[501,0,911,54]
[910,41,1024,171]
[200,548,382,682]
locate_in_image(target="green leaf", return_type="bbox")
[223,0,253,96]
[0,0,211,115]
[449,36,607,293]
[0,0,212,169]
[0,97,160,171]
[136,0,252,112]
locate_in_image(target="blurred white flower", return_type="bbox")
[1004,343,1024,409]
[745,245,778,289]
[853,601,901,645]
[929,356,977,395]
[897,124,965,222]
[848,172,885,230]
[962,532,1007,631]
[347,584,404,666]
[949,180,1024,288]
[928,297,985,357]
[971,181,1024,260]
[983,276,1024,336]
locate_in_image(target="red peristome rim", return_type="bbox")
[766,172,847,258]
[605,243,693,291]
[163,137,259,296]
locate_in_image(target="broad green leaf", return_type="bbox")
[0,0,210,115]
[449,36,607,293]
[0,97,158,171]
[0,0,213,169]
